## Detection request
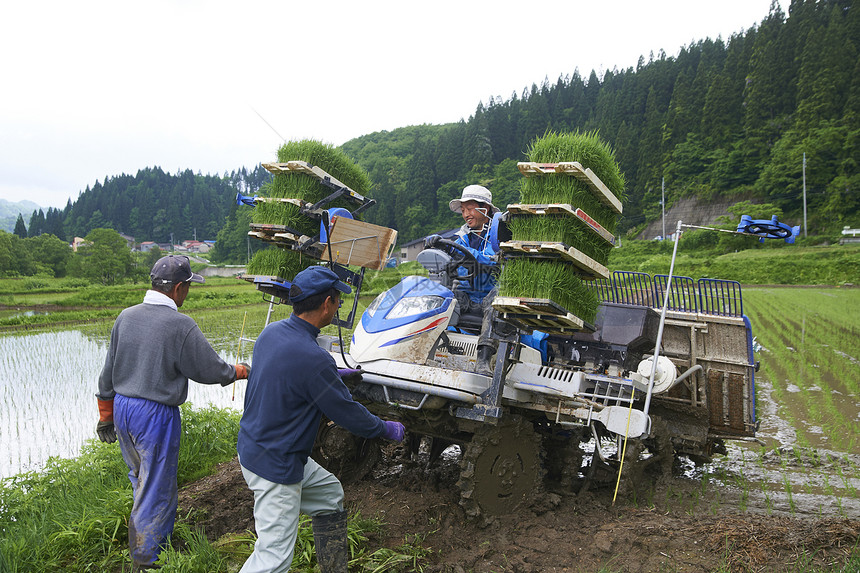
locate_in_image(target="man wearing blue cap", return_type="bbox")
[238,265,405,573]
[95,254,250,571]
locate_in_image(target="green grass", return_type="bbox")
[0,406,240,572]
[0,277,261,329]
[609,241,860,286]
[0,405,428,573]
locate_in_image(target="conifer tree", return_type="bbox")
[13,214,27,239]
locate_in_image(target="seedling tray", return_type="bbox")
[516,162,623,214]
[492,296,595,335]
[499,240,609,280]
[507,203,615,245]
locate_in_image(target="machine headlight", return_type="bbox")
[365,292,387,317]
[385,295,446,319]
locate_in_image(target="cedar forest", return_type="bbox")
[5,0,859,271]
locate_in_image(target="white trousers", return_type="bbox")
[239,458,344,573]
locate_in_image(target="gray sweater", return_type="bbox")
[97,300,236,406]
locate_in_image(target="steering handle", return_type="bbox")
[434,238,478,280]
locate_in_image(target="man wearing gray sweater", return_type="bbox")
[96,255,249,571]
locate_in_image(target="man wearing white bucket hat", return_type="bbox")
[426,184,501,376]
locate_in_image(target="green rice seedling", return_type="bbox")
[507,214,613,264]
[520,175,618,232]
[521,131,626,231]
[253,140,372,233]
[246,247,315,279]
[762,481,774,514]
[498,258,599,323]
[276,140,372,195]
[783,473,796,514]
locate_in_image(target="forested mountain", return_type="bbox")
[344,0,859,241]
[17,165,272,245]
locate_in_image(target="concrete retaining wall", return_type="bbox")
[200,266,246,277]
[636,197,740,239]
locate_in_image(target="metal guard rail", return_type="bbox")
[585,271,743,318]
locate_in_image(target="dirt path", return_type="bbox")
[179,447,859,572]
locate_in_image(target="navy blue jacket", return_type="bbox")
[237,313,385,484]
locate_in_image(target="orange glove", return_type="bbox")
[234,363,251,380]
[96,399,116,444]
[98,398,114,422]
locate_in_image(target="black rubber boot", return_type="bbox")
[312,509,349,573]
[475,345,495,377]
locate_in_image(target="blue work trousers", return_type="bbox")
[114,394,181,567]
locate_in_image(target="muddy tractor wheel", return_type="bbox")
[313,419,381,484]
[618,415,674,496]
[542,430,586,490]
[457,415,544,519]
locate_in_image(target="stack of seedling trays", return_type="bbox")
[494,131,625,335]
[240,140,396,302]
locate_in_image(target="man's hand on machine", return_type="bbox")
[381,421,405,442]
[337,368,362,384]
[424,234,442,249]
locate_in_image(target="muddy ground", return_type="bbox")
[178,444,859,573]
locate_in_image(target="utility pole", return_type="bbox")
[802,153,807,239]
[661,177,666,240]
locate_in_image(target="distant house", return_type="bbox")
[398,228,459,262]
[156,243,172,252]
[119,233,135,249]
[140,241,157,253]
[182,240,211,254]
[71,236,88,252]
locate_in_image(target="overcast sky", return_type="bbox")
[0,0,788,210]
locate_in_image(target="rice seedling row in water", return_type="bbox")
[498,258,598,323]
[743,289,860,452]
[746,292,860,398]
[507,214,613,265]
[749,311,838,448]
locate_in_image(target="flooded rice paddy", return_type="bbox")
[0,300,295,480]
[0,288,858,518]
[704,287,860,517]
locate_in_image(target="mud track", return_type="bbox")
[179,446,859,572]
